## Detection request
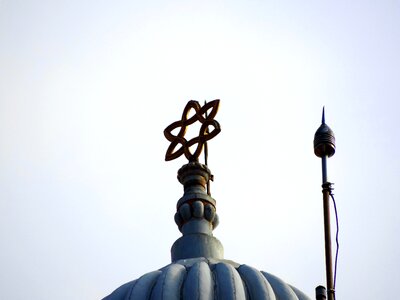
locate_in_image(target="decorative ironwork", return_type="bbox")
[164,100,221,162]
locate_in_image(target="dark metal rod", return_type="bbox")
[321,155,334,300]
[204,100,210,195]
[205,143,210,195]
[204,135,209,166]
[322,156,328,184]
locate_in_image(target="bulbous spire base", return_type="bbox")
[171,162,223,261]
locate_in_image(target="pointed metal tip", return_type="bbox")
[322,106,326,124]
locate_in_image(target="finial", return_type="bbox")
[164,100,221,162]
[165,100,224,261]
[314,107,336,158]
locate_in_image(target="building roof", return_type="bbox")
[104,257,310,300]
[103,162,311,300]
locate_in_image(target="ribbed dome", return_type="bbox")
[104,257,310,300]
[103,162,312,300]
[104,102,311,300]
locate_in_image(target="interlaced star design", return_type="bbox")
[164,100,221,162]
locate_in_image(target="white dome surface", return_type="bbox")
[104,257,311,300]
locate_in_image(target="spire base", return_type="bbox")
[174,162,219,232]
[171,234,224,262]
[171,161,223,261]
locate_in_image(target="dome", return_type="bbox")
[103,162,311,300]
[103,101,311,300]
[104,257,310,300]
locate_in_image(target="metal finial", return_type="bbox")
[314,107,335,158]
[164,100,221,162]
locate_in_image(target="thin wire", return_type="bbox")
[329,190,339,292]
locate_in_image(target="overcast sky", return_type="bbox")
[1,1,399,299]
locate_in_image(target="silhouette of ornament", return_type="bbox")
[164,100,221,162]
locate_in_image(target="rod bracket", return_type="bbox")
[322,182,334,194]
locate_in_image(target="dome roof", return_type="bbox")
[103,102,311,299]
[103,162,311,300]
[104,257,310,300]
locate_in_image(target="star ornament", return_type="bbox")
[164,100,221,162]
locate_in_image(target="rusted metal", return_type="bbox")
[164,100,221,162]
[322,181,335,300]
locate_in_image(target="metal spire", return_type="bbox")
[313,107,336,300]
[314,107,335,160]
[164,100,223,262]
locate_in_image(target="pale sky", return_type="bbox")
[0,1,399,299]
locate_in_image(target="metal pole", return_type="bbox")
[314,108,336,300]
[321,156,334,300]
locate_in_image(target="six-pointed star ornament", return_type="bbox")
[164,100,221,162]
